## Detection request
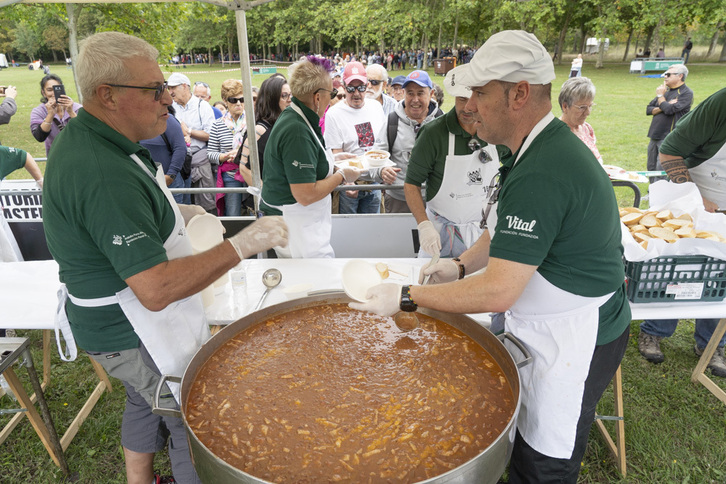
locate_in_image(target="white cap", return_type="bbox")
[167,73,191,87]
[443,65,471,98]
[456,30,555,89]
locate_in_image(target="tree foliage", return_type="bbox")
[1,0,726,63]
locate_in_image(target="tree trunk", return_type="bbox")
[596,27,606,68]
[719,36,726,62]
[65,3,82,102]
[436,23,442,61]
[644,25,655,52]
[208,47,213,65]
[452,14,459,51]
[420,32,428,69]
[708,22,723,58]
[622,26,633,61]
[578,29,586,54]
[556,10,572,65]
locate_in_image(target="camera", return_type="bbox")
[53,84,66,101]
[0,86,6,95]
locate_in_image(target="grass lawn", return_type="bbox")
[2,60,726,483]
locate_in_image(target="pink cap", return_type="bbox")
[343,62,367,85]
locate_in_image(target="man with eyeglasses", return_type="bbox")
[324,61,386,214]
[365,64,397,115]
[351,31,630,484]
[404,65,502,258]
[42,32,288,484]
[369,70,443,214]
[168,73,217,213]
[193,81,223,119]
[645,64,692,183]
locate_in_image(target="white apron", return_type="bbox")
[54,154,211,403]
[263,102,335,259]
[687,140,726,210]
[484,113,614,458]
[421,132,499,257]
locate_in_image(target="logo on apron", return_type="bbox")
[466,168,483,186]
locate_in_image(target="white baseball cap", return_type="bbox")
[167,73,191,87]
[456,30,555,89]
[443,65,471,98]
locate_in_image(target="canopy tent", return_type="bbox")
[0,0,275,196]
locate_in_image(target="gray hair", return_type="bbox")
[366,63,388,80]
[669,64,688,81]
[558,77,596,109]
[77,32,158,102]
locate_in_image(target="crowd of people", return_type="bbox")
[1,28,725,484]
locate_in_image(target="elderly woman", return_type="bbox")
[30,74,82,156]
[558,76,603,163]
[260,56,360,258]
[208,79,246,216]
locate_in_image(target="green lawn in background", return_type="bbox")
[1,61,726,483]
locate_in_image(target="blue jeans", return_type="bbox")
[640,319,726,349]
[338,190,380,214]
[168,174,187,204]
[222,171,244,216]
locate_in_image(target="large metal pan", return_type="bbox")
[154,294,531,483]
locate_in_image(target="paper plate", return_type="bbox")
[341,260,382,302]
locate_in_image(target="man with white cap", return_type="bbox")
[351,30,631,482]
[369,70,442,213]
[404,65,501,258]
[167,72,216,213]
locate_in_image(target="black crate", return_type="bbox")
[625,255,726,303]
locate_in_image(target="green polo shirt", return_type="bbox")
[261,98,330,215]
[660,87,726,168]
[489,117,630,345]
[43,109,175,352]
[405,107,509,200]
[0,146,27,179]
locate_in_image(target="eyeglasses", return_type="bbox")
[336,93,344,100]
[227,97,244,104]
[280,92,291,100]
[368,80,383,86]
[345,85,367,93]
[194,81,210,88]
[573,103,596,112]
[107,82,168,101]
[314,87,339,100]
[480,170,507,230]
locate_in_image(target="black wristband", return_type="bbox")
[400,285,418,312]
[453,258,465,279]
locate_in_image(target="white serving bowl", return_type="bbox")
[341,260,382,302]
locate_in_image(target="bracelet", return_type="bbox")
[453,257,466,279]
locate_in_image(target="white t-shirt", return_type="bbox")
[324,99,385,155]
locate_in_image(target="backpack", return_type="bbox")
[387,108,444,153]
[161,132,192,180]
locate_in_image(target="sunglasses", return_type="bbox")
[314,87,339,100]
[227,97,244,104]
[107,82,168,101]
[368,80,383,86]
[663,73,678,78]
[345,85,367,93]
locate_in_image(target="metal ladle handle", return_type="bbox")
[254,287,271,312]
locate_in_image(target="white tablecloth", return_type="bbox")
[3,259,725,331]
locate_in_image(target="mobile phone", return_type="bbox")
[0,86,5,95]
[53,84,66,101]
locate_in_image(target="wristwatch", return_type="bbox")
[453,258,466,280]
[399,285,418,312]
[168,173,176,181]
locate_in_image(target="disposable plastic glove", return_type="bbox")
[348,283,401,317]
[418,259,459,285]
[339,167,361,183]
[177,204,206,226]
[417,220,441,256]
[228,216,288,260]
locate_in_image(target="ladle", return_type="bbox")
[254,268,282,311]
